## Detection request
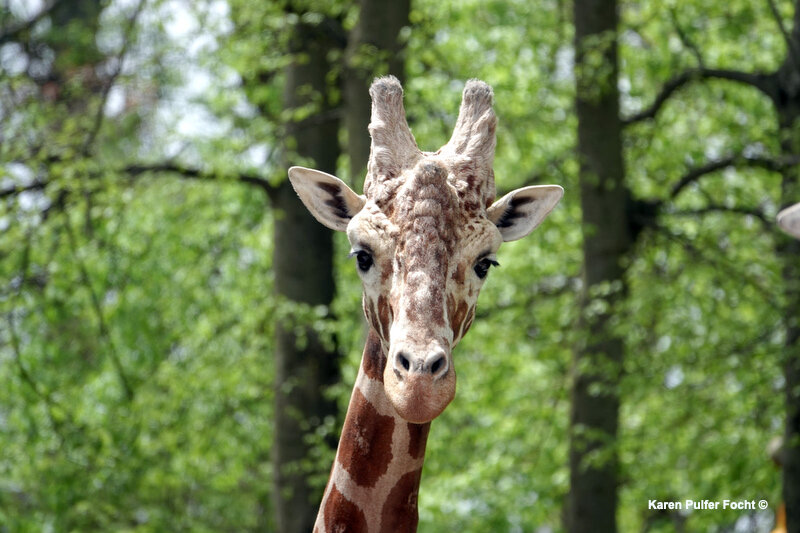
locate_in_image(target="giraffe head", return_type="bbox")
[289,76,562,424]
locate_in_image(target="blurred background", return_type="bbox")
[1,0,798,531]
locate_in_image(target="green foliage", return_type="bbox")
[0,0,791,531]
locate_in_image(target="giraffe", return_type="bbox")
[288,76,563,532]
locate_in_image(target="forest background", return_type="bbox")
[1,0,799,532]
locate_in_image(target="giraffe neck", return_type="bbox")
[314,329,431,533]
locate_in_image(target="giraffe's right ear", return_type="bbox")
[288,166,366,232]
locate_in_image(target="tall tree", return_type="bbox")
[271,12,345,533]
[568,0,630,531]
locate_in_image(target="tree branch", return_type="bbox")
[766,0,800,69]
[1,162,277,199]
[81,0,147,155]
[61,212,134,401]
[668,204,772,228]
[0,179,46,198]
[669,7,705,68]
[669,154,800,199]
[4,232,72,441]
[123,163,276,198]
[6,313,51,406]
[623,68,777,125]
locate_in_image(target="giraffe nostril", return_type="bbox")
[426,352,449,379]
[396,352,411,372]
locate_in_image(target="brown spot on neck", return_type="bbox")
[324,485,368,533]
[380,468,424,533]
[338,388,395,487]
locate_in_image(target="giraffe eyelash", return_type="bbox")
[348,248,374,272]
[474,256,499,279]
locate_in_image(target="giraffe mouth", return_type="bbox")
[383,356,457,424]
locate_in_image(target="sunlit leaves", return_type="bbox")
[0,0,792,531]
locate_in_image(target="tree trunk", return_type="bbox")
[344,0,410,182]
[777,114,800,533]
[569,0,630,531]
[778,157,800,533]
[272,18,343,533]
[775,7,800,527]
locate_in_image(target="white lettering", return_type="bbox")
[652,498,761,511]
[686,499,718,509]
[649,500,681,510]
[723,500,756,510]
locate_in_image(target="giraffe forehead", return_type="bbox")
[366,156,494,216]
[394,162,457,219]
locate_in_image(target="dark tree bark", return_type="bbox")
[344,0,410,182]
[775,8,800,527]
[272,17,343,533]
[568,0,631,531]
[778,130,800,533]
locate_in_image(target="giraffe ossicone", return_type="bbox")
[289,76,563,532]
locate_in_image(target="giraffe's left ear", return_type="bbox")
[487,185,564,241]
[288,166,366,232]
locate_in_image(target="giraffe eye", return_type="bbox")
[350,250,374,272]
[474,257,499,279]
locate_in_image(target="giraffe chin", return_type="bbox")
[383,369,457,424]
